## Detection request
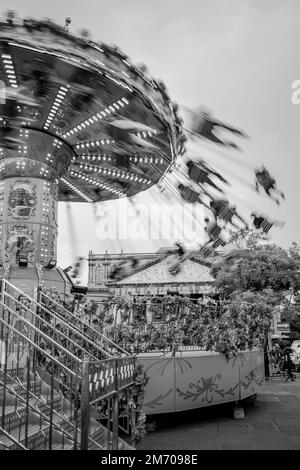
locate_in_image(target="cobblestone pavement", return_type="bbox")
[137,374,300,450]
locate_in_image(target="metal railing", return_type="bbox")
[0,367,105,450]
[38,290,130,357]
[0,280,137,450]
[2,280,115,360]
[0,425,28,450]
[265,351,298,378]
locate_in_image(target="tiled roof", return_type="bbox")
[113,255,214,286]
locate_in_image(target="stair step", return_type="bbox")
[1,377,134,450]
[89,425,111,449]
[54,419,74,436]
[118,439,134,450]
[0,368,26,383]
[0,433,24,450]
[1,403,78,450]
[0,423,49,449]
[0,381,42,403]
[1,405,24,414]
[35,396,63,415]
[51,441,74,450]
[1,406,27,433]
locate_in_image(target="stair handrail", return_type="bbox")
[0,425,28,450]
[0,282,138,450]
[0,304,136,400]
[0,306,80,377]
[3,291,100,362]
[1,280,114,359]
[0,314,135,450]
[0,371,104,450]
[39,290,130,356]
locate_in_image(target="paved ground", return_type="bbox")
[137,374,300,450]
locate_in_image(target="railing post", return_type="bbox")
[112,393,119,450]
[0,279,4,304]
[80,357,90,450]
[24,354,31,449]
[49,343,55,450]
[130,402,137,447]
[112,358,119,450]
[107,397,111,450]
[1,324,9,429]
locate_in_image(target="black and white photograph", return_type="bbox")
[0,0,299,455]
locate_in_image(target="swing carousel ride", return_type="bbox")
[0,12,286,414]
[0,12,186,294]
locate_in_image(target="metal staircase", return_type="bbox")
[38,290,129,357]
[0,280,137,450]
[0,366,131,450]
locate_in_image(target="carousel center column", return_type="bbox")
[0,176,59,294]
[0,177,59,266]
[0,128,73,298]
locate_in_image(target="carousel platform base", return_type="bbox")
[138,349,264,415]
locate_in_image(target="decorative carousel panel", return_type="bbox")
[140,353,176,414]
[139,349,264,415]
[238,349,265,400]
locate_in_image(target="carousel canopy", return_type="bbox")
[0,15,185,202]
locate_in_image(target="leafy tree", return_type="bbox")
[211,233,300,344]
[288,242,300,262]
[228,229,268,251]
[211,240,300,298]
[281,301,300,341]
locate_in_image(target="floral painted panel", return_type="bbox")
[139,349,264,415]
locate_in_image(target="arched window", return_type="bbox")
[95,265,103,283]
